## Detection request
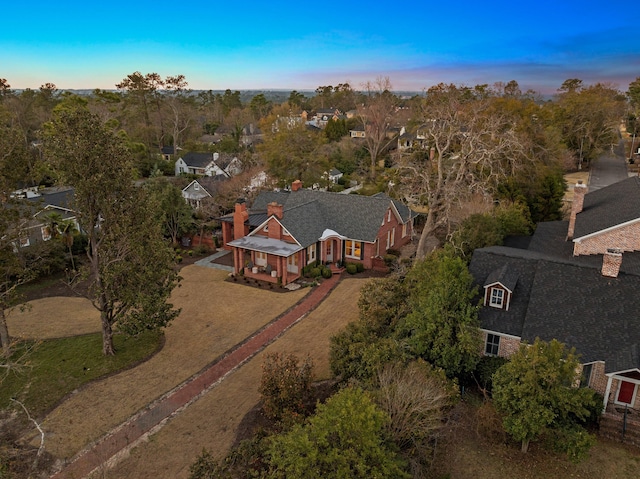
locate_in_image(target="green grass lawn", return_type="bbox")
[1,330,162,418]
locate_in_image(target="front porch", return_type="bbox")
[243,264,300,285]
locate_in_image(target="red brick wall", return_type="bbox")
[376,208,412,254]
[574,221,640,256]
[498,335,521,358]
[587,362,607,395]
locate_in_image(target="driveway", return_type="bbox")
[588,139,632,191]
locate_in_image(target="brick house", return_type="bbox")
[221,180,416,285]
[469,177,640,437]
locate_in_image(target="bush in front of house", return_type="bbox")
[346,263,358,274]
[321,267,332,279]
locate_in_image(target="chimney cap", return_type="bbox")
[606,248,623,255]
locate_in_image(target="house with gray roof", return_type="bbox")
[174,152,241,178]
[469,177,640,425]
[181,176,226,210]
[221,180,417,285]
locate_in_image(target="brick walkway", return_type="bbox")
[50,272,343,479]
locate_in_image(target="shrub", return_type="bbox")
[310,267,321,278]
[321,267,333,279]
[346,263,358,274]
[259,353,314,422]
[383,254,397,266]
[193,244,212,256]
[356,262,365,273]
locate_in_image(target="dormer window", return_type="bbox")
[489,288,504,308]
[483,265,517,311]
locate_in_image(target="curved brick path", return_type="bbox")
[50,273,342,479]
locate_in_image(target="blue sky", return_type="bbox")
[2,1,638,94]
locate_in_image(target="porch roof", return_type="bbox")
[227,235,303,257]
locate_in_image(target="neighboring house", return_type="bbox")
[220,180,417,285]
[17,187,78,247]
[240,123,263,147]
[349,124,366,138]
[160,146,180,161]
[469,177,640,433]
[175,152,241,177]
[313,108,343,128]
[325,168,343,184]
[181,176,225,210]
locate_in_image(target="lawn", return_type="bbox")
[35,265,308,461]
[1,331,162,417]
[107,276,368,479]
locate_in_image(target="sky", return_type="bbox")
[2,0,639,95]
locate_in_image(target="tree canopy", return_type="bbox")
[44,107,181,355]
[492,338,598,456]
[266,387,410,479]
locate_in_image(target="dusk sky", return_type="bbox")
[2,1,638,95]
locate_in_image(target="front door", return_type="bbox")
[617,380,636,404]
[287,254,298,274]
[326,241,333,263]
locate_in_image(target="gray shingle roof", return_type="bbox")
[249,189,414,248]
[180,152,215,168]
[574,176,640,239]
[470,245,640,373]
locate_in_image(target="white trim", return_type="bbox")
[483,281,513,294]
[248,217,302,246]
[573,217,640,243]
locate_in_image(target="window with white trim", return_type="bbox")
[307,245,316,264]
[19,236,30,248]
[579,363,593,388]
[41,226,52,241]
[402,223,407,238]
[287,254,298,273]
[485,334,500,356]
[387,209,391,222]
[390,227,395,247]
[255,251,267,266]
[489,288,504,308]
[345,240,362,259]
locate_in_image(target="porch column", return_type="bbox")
[276,256,282,279]
[603,375,614,412]
[282,257,288,285]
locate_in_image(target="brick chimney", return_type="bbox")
[291,179,303,192]
[602,248,623,278]
[233,199,249,240]
[267,201,283,219]
[567,181,588,240]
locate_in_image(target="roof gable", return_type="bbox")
[574,176,640,239]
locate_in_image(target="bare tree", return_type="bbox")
[357,77,398,177]
[398,84,531,259]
